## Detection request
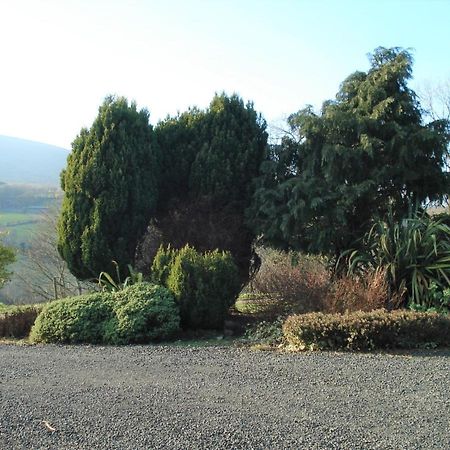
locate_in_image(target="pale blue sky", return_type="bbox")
[0,0,449,149]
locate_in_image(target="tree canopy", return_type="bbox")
[249,47,450,258]
[58,96,159,280]
[58,93,267,283]
[155,93,267,208]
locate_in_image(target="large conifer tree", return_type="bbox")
[249,47,450,258]
[58,96,158,280]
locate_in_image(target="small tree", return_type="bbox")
[16,208,94,301]
[0,232,15,290]
[58,96,159,280]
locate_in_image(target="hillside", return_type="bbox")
[0,135,69,185]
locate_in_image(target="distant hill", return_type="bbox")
[0,135,69,185]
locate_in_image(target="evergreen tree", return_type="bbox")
[148,93,268,283]
[249,47,450,258]
[58,96,159,280]
[156,93,267,208]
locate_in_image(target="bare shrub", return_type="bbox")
[325,268,402,314]
[247,247,330,316]
[0,304,43,338]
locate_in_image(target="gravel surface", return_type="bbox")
[1,344,449,450]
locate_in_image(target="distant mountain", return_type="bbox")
[0,135,69,185]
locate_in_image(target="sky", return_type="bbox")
[0,0,449,149]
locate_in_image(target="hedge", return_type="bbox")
[283,309,450,351]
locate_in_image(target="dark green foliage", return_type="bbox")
[152,93,268,285]
[58,96,159,280]
[152,245,241,329]
[249,47,450,258]
[283,309,450,351]
[244,318,284,346]
[189,94,268,204]
[345,210,450,309]
[0,235,15,289]
[0,304,44,338]
[30,283,180,344]
[156,93,267,207]
[107,284,180,344]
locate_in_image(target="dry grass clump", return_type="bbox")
[244,248,403,318]
[0,304,44,338]
[246,247,330,316]
[324,268,402,314]
[283,309,450,351]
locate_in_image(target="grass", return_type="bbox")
[0,212,42,246]
[234,293,282,316]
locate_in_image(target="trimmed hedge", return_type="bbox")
[283,309,450,351]
[0,304,45,338]
[30,283,180,344]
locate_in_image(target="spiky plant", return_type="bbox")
[344,210,450,309]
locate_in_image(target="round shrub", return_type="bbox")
[105,284,180,344]
[30,292,113,344]
[153,245,241,329]
[30,283,181,344]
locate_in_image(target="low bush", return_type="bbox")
[30,283,180,344]
[152,245,241,329]
[244,317,284,346]
[283,309,450,351]
[106,284,180,344]
[245,247,330,317]
[0,304,45,338]
[234,292,279,316]
[30,293,114,344]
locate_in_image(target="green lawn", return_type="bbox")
[0,212,42,246]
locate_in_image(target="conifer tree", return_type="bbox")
[150,93,268,283]
[249,47,450,258]
[58,96,158,280]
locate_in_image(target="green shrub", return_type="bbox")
[283,309,450,351]
[151,245,176,286]
[30,292,114,344]
[105,284,180,344]
[409,282,450,315]
[0,304,45,338]
[30,283,180,344]
[234,292,279,316]
[152,245,241,329]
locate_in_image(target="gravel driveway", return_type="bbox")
[0,344,449,449]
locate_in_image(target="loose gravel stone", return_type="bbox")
[0,344,449,449]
